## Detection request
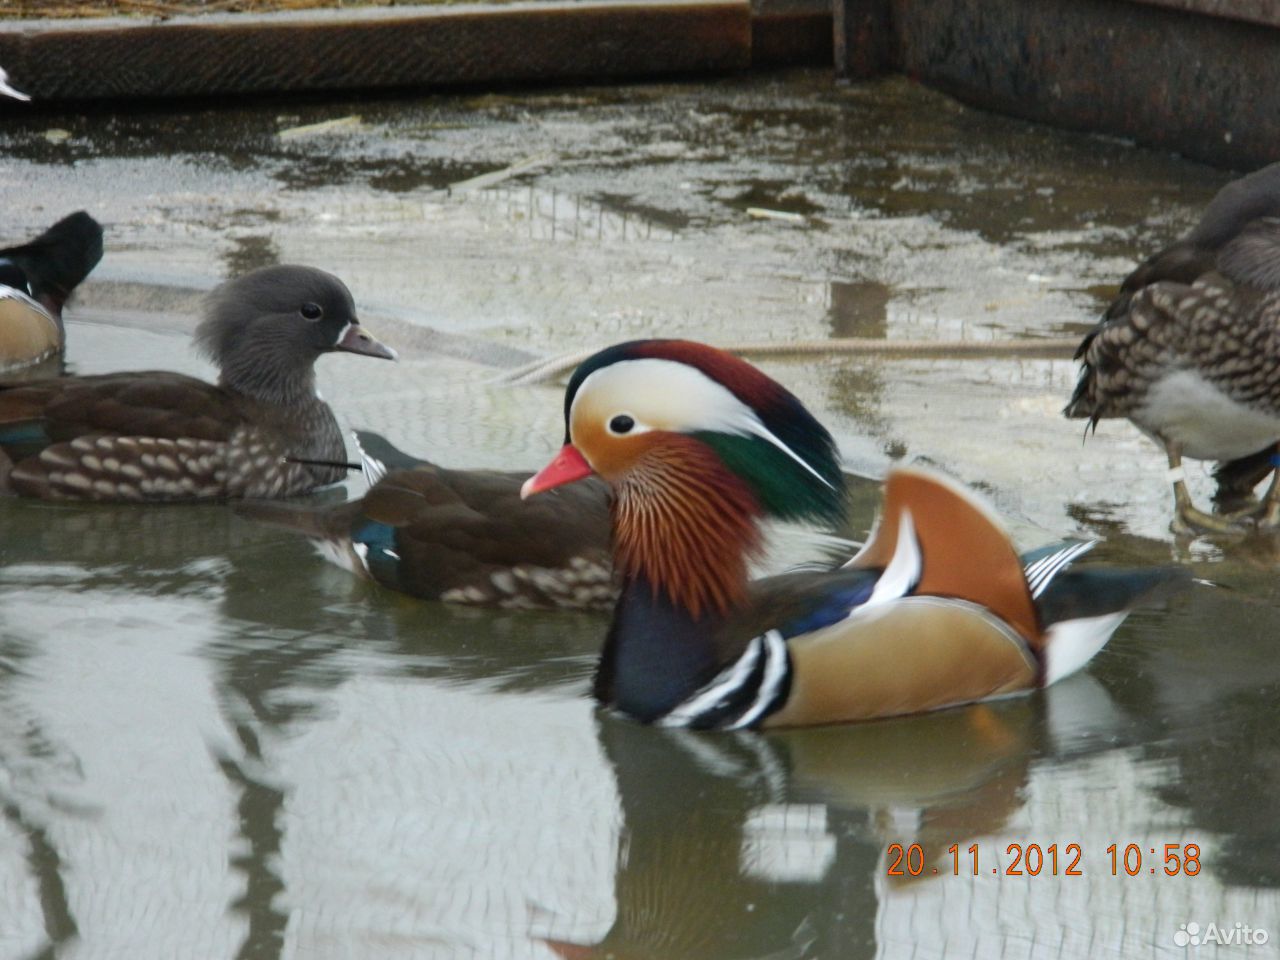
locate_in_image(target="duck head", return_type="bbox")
[523,339,846,617]
[0,211,104,328]
[196,264,396,405]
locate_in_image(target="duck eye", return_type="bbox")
[300,302,323,320]
[608,414,635,435]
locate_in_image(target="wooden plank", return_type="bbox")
[0,0,751,101]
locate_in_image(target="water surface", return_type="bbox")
[0,71,1277,959]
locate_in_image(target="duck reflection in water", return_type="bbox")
[533,680,1119,960]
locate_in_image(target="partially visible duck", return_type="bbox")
[0,67,29,102]
[523,339,1180,729]
[0,264,395,501]
[237,430,615,609]
[0,211,104,372]
[1066,162,1280,533]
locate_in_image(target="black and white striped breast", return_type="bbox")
[654,630,792,730]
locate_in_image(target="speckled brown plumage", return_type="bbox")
[1070,265,1280,429]
[1068,162,1280,430]
[0,372,347,500]
[0,264,394,502]
[1066,163,1280,530]
[237,448,616,610]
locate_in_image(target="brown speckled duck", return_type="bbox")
[523,339,1178,729]
[238,430,615,609]
[1066,162,1280,533]
[0,211,103,372]
[0,264,395,501]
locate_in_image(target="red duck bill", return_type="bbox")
[522,444,594,499]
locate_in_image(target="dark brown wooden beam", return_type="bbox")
[0,1,753,102]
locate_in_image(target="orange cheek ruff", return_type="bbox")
[529,423,765,619]
[613,435,763,620]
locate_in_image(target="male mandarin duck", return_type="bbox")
[0,264,396,501]
[1066,162,1280,534]
[523,339,1179,729]
[237,430,615,609]
[0,211,104,371]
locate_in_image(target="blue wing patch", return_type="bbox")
[777,578,878,639]
[350,517,401,586]
[0,422,50,447]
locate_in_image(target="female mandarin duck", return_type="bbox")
[0,264,395,501]
[523,339,1178,728]
[1066,162,1280,534]
[238,430,615,609]
[0,211,103,371]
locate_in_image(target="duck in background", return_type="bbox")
[237,429,615,610]
[0,67,29,102]
[0,264,396,501]
[235,427,861,612]
[0,211,104,372]
[1066,162,1280,534]
[522,339,1181,729]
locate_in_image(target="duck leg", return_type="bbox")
[1253,454,1280,530]
[1166,442,1252,535]
[1212,445,1277,514]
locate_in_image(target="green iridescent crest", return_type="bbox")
[693,431,846,526]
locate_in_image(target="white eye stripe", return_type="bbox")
[747,413,836,490]
[572,357,834,488]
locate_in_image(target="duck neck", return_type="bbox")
[612,436,762,618]
[597,438,763,721]
[219,341,320,408]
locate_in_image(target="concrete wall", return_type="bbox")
[835,0,1280,169]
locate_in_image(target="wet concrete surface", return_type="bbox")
[1,70,1278,959]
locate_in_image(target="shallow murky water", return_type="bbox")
[1,71,1277,959]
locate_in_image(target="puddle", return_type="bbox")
[1,70,1278,959]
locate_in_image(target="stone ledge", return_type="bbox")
[1128,0,1280,29]
[0,0,756,101]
